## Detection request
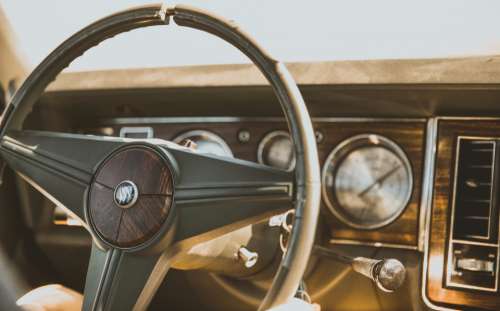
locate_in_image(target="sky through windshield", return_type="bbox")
[2,0,500,71]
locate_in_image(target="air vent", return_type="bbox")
[446,137,500,292]
[452,139,497,241]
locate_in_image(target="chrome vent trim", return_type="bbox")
[446,136,500,292]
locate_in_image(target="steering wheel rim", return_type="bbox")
[0,4,321,310]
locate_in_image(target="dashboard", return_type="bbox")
[14,57,500,310]
[70,115,500,310]
[59,115,499,311]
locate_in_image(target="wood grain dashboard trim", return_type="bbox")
[425,119,500,310]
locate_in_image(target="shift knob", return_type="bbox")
[352,257,406,292]
[312,246,406,292]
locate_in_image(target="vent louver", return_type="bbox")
[446,137,500,292]
[452,139,497,241]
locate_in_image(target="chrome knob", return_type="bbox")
[352,257,406,292]
[237,247,258,268]
[313,246,406,292]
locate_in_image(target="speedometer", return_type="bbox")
[322,134,413,229]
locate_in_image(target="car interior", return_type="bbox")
[0,2,500,311]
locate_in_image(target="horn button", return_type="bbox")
[88,145,173,248]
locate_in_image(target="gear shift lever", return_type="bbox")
[314,246,406,292]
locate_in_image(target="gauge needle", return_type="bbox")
[357,164,402,198]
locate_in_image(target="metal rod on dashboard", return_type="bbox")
[313,245,406,293]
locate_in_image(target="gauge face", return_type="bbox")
[257,131,296,171]
[322,134,413,229]
[173,130,233,158]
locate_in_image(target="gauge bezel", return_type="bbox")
[322,134,413,230]
[173,130,233,157]
[257,130,296,171]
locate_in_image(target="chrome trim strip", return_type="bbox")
[452,239,499,247]
[328,239,418,251]
[107,116,279,124]
[437,116,500,121]
[421,118,457,311]
[445,280,498,293]
[99,116,426,125]
[445,134,500,140]
[312,117,426,123]
[95,116,500,126]
[418,117,438,252]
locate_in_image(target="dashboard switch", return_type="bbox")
[456,258,495,274]
[237,247,258,268]
[237,130,251,143]
[447,242,498,290]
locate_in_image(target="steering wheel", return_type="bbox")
[0,4,320,311]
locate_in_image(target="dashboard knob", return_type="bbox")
[237,247,259,268]
[352,257,406,292]
[375,259,406,292]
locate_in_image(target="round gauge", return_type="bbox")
[322,134,413,229]
[173,130,233,158]
[257,131,296,171]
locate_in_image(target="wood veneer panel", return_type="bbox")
[426,120,500,310]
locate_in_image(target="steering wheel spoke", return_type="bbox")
[83,243,173,311]
[163,145,294,246]
[0,130,126,222]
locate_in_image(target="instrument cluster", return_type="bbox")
[82,120,421,242]
[165,127,413,230]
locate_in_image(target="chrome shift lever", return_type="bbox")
[351,257,406,292]
[314,246,406,292]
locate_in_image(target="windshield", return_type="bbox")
[2,0,500,72]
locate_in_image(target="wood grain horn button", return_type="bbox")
[88,146,174,248]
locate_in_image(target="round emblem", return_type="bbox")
[113,180,139,209]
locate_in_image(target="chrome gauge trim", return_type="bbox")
[100,116,425,125]
[322,134,413,230]
[173,129,233,157]
[257,130,296,171]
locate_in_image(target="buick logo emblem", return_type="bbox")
[114,180,138,209]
